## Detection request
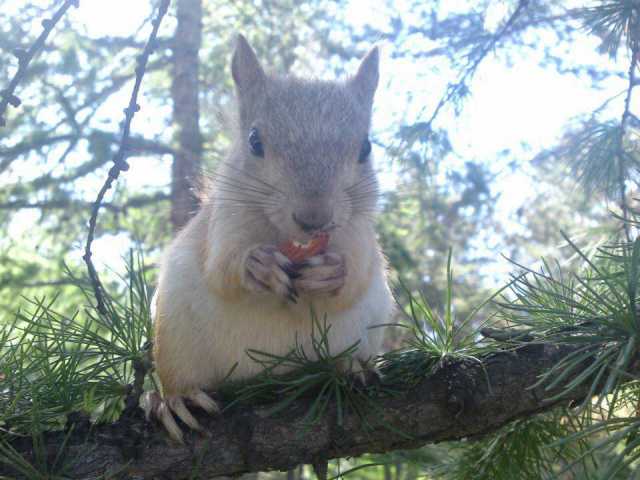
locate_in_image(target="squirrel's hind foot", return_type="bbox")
[141,389,220,444]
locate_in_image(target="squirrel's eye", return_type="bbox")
[248,127,264,157]
[358,137,372,163]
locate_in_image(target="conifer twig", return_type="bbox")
[617,43,638,242]
[0,192,170,212]
[0,0,79,127]
[421,0,529,138]
[83,0,171,316]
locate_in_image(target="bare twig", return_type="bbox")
[82,0,171,316]
[0,0,79,127]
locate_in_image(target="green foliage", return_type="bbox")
[499,236,640,407]
[565,122,627,200]
[0,429,76,480]
[433,412,595,480]
[379,250,507,388]
[490,233,640,477]
[582,0,640,57]
[0,252,152,433]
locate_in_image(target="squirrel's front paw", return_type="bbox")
[243,245,299,302]
[293,252,346,296]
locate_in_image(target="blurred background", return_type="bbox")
[0,0,636,477]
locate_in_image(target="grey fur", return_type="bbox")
[213,34,380,234]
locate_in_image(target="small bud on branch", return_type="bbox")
[0,0,78,126]
[83,0,172,315]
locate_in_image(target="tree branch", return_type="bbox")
[0,279,87,289]
[0,192,169,212]
[1,129,173,190]
[0,0,79,127]
[421,0,530,138]
[83,0,171,316]
[0,134,76,174]
[616,42,638,242]
[81,34,173,52]
[1,342,611,479]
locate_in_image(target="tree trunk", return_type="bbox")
[395,461,403,480]
[170,0,203,231]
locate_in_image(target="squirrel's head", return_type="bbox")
[222,34,380,240]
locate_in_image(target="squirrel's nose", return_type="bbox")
[292,209,332,233]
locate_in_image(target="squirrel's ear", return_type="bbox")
[349,46,379,105]
[232,34,266,94]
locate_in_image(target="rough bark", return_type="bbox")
[170,0,203,231]
[1,343,604,479]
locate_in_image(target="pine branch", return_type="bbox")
[77,60,166,113]
[403,9,583,60]
[0,342,622,479]
[1,133,174,199]
[81,0,171,317]
[617,43,638,242]
[0,0,79,127]
[0,192,170,212]
[83,34,173,51]
[0,134,76,174]
[0,279,87,289]
[420,0,530,138]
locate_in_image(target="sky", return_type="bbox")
[3,0,638,287]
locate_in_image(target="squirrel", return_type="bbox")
[143,34,393,443]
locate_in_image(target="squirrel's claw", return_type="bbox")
[293,252,346,296]
[355,358,381,386]
[188,389,221,414]
[243,245,298,302]
[158,398,185,443]
[167,396,203,432]
[335,357,380,388]
[141,389,220,444]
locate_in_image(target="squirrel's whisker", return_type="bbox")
[212,173,277,197]
[344,174,378,193]
[213,186,280,202]
[347,192,382,204]
[218,199,282,210]
[221,161,286,196]
[214,198,280,207]
[213,180,274,198]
